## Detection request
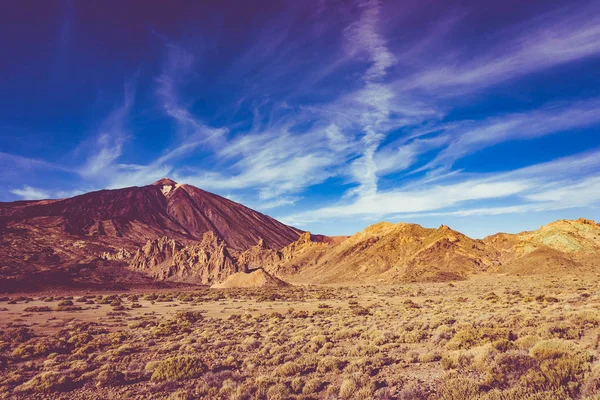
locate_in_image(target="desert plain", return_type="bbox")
[2,271,600,399]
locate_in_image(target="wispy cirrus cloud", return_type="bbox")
[283,148,600,226]
[343,0,396,198]
[77,82,135,179]
[420,98,600,171]
[397,4,600,95]
[176,121,351,200]
[9,186,51,200]
[156,43,228,147]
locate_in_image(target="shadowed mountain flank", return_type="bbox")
[0,179,304,291]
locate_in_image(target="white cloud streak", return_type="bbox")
[9,186,50,200]
[282,149,600,225]
[344,0,396,198]
[398,5,600,94]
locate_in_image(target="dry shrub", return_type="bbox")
[175,310,204,323]
[522,339,591,396]
[14,371,74,393]
[581,364,600,397]
[302,378,323,395]
[274,361,301,376]
[290,376,303,393]
[419,351,442,363]
[11,337,70,361]
[242,336,261,350]
[398,382,428,400]
[317,356,346,373]
[447,327,515,350]
[95,366,125,387]
[436,377,480,400]
[310,334,328,347]
[23,306,52,312]
[1,327,33,344]
[441,351,472,370]
[149,356,206,382]
[339,377,359,399]
[484,350,537,388]
[266,383,290,400]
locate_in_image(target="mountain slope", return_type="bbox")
[0,178,301,249]
[484,218,600,274]
[0,178,304,290]
[270,222,501,284]
[252,219,598,284]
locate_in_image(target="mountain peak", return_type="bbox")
[152,178,178,186]
[152,178,180,196]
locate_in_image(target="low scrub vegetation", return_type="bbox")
[0,275,599,399]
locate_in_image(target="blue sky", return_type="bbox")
[2,0,600,238]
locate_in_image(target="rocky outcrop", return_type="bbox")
[100,248,133,261]
[127,230,331,285]
[236,231,330,277]
[129,232,241,284]
[130,237,182,272]
[483,218,600,274]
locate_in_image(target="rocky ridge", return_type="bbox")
[121,217,600,286]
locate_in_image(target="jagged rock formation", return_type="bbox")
[126,230,332,285]
[129,236,182,271]
[129,232,241,284]
[211,269,290,289]
[237,231,330,276]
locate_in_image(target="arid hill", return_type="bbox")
[211,269,290,289]
[270,218,600,283]
[483,218,600,274]
[267,222,502,284]
[0,179,303,291]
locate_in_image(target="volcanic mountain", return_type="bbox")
[0,178,303,291]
